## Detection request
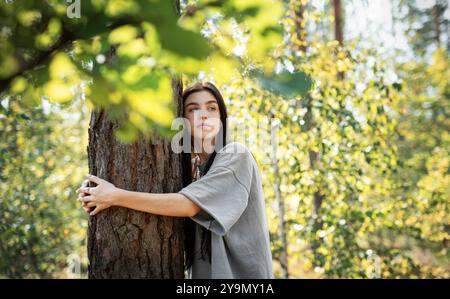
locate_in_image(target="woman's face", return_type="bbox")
[184,90,221,141]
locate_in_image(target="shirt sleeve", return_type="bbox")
[179,142,254,236]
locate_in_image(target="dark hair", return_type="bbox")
[181,82,228,270]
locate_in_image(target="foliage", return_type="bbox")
[221,0,449,278]
[0,0,448,278]
[0,96,89,278]
[0,0,308,142]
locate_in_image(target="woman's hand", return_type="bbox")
[76,174,118,216]
[76,179,92,214]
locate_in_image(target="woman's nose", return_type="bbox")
[199,110,208,120]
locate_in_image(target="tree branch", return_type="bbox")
[0,18,143,95]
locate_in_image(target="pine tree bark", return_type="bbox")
[86,79,185,278]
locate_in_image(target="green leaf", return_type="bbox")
[156,24,213,59]
[251,69,313,97]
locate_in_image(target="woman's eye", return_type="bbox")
[208,106,217,111]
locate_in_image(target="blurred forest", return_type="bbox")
[0,0,448,278]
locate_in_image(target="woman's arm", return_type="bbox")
[77,174,201,217]
[114,189,201,217]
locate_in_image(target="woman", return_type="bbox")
[76,82,273,279]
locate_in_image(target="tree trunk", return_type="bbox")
[270,117,288,278]
[332,0,344,46]
[288,1,327,264]
[86,78,185,278]
[288,0,308,53]
[432,4,441,46]
[333,0,345,80]
[303,97,325,259]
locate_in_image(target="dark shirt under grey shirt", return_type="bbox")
[179,141,273,279]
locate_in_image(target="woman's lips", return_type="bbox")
[197,123,214,129]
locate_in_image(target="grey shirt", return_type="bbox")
[179,141,273,279]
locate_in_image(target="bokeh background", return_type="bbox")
[0,0,448,278]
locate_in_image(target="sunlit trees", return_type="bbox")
[1,0,301,278]
[388,46,450,278]
[0,97,89,278]
[0,0,448,278]
[221,0,448,278]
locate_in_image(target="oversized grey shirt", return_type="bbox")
[179,141,273,279]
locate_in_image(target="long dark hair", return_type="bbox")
[181,82,228,270]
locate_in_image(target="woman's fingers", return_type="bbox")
[80,199,90,212]
[81,186,97,195]
[78,195,93,203]
[79,188,90,196]
[76,179,90,201]
[90,205,103,216]
[77,180,94,213]
[76,180,90,193]
[85,201,96,208]
[81,195,93,203]
[86,174,102,185]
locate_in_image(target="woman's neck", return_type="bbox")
[198,152,210,164]
[192,138,215,164]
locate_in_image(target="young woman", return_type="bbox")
[76,82,273,279]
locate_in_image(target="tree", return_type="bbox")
[223,0,411,278]
[0,0,311,278]
[332,0,344,46]
[87,78,185,278]
[388,47,450,278]
[83,0,302,278]
[84,0,186,279]
[0,96,89,278]
[270,113,288,278]
[397,0,450,55]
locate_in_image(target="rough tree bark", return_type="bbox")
[86,79,185,278]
